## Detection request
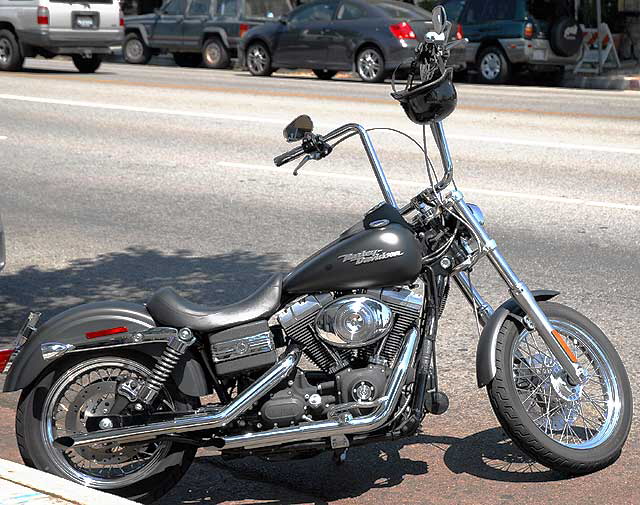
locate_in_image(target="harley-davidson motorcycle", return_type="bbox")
[0,7,632,503]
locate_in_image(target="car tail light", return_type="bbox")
[456,23,464,40]
[37,6,49,25]
[239,23,249,37]
[120,11,125,27]
[0,349,13,373]
[524,22,534,39]
[389,21,416,40]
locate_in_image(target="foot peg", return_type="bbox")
[425,391,449,415]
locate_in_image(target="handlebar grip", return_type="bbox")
[274,145,305,167]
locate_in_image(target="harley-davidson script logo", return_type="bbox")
[338,249,404,265]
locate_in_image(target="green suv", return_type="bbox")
[440,0,583,84]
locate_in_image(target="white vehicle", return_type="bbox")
[0,0,123,72]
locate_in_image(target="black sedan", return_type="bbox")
[239,0,435,83]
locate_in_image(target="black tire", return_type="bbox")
[123,32,152,65]
[487,302,632,475]
[202,37,230,69]
[72,55,102,73]
[173,52,202,68]
[0,29,24,71]
[246,42,273,76]
[356,46,385,83]
[549,17,583,58]
[477,46,511,84]
[313,69,337,80]
[16,352,200,503]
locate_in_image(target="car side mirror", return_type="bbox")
[284,115,313,142]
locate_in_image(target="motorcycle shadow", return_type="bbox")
[162,427,565,504]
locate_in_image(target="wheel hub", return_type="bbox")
[481,53,501,79]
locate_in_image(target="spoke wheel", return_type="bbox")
[487,302,632,475]
[356,47,385,83]
[246,42,273,77]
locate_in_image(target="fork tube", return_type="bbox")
[449,190,581,385]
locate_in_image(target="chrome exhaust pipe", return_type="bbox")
[219,326,419,451]
[55,347,302,449]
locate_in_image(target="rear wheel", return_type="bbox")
[356,46,385,83]
[123,33,152,65]
[313,69,337,80]
[16,353,199,503]
[246,42,273,76]
[0,29,24,71]
[477,46,511,84]
[72,55,102,73]
[487,302,632,475]
[173,52,202,68]
[202,38,230,69]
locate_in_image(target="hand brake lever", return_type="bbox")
[293,155,311,176]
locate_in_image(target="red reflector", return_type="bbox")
[389,21,416,40]
[456,23,464,40]
[0,349,13,373]
[524,22,534,40]
[239,23,249,37]
[37,6,49,25]
[86,327,128,339]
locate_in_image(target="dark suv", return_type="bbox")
[123,0,293,68]
[440,0,583,84]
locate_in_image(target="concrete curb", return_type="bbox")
[0,458,134,505]
[563,73,640,91]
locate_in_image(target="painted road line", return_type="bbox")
[217,161,640,213]
[0,136,7,141]
[1,94,639,156]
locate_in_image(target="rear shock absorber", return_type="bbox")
[139,327,196,404]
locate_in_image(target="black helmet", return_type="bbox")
[391,67,457,125]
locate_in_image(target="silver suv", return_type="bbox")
[0,0,123,72]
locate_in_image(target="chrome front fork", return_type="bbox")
[448,190,582,385]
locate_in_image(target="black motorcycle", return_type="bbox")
[0,7,631,503]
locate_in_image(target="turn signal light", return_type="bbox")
[456,23,464,40]
[0,349,13,373]
[37,6,49,25]
[239,23,250,37]
[389,22,416,40]
[524,22,534,39]
[86,326,129,339]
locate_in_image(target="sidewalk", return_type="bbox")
[0,458,134,505]
[564,61,640,91]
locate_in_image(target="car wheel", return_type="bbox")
[173,52,202,68]
[202,38,230,69]
[123,33,152,65]
[477,46,511,84]
[246,42,273,77]
[72,55,102,73]
[0,29,24,72]
[313,69,337,80]
[356,46,385,83]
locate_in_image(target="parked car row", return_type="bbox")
[0,0,583,84]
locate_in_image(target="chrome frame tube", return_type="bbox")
[324,124,398,209]
[430,121,454,190]
[57,348,302,448]
[219,326,420,451]
[452,271,494,326]
[448,190,581,385]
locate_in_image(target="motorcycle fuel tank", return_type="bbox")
[284,222,422,294]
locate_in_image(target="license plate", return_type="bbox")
[533,49,546,61]
[76,16,94,29]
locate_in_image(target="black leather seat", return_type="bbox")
[147,273,283,333]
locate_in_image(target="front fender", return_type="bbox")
[475,290,559,388]
[3,301,209,397]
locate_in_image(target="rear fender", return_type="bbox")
[3,301,210,397]
[475,290,560,388]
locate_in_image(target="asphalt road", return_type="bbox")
[0,58,639,505]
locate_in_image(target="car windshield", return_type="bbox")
[245,0,294,18]
[376,2,431,19]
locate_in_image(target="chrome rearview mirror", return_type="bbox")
[431,5,447,35]
[284,115,313,142]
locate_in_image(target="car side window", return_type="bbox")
[163,0,186,15]
[188,0,211,16]
[217,0,238,16]
[336,2,367,20]
[439,0,465,21]
[289,3,335,24]
[483,0,515,20]
[461,0,483,23]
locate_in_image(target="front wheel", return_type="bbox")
[16,352,199,503]
[356,46,385,83]
[488,302,632,475]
